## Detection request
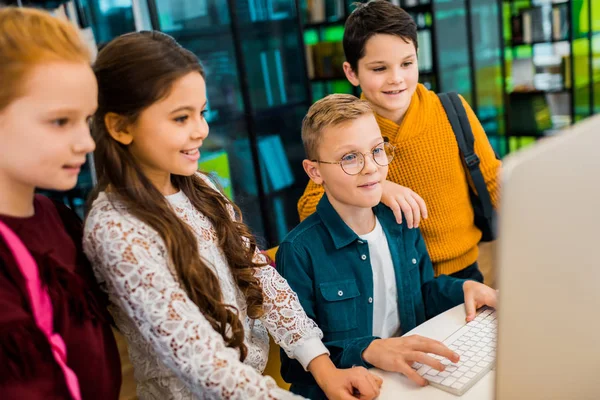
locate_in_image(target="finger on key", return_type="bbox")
[408,351,445,371]
[400,364,428,387]
[416,338,460,363]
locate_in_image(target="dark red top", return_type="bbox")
[0,195,121,399]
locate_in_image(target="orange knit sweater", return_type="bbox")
[298,84,501,276]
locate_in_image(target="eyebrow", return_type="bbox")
[365,54,416,65]
[335,138,385,154]
[169,101,207,114]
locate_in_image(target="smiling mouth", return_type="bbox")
[359,181,379,188]
[181,149,199,155]
[383,89,405,95]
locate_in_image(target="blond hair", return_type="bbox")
[0,7,91,111]
[302,93,373,159]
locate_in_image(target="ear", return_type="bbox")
[104,112,133,145]
[343,62,360,87]
[302,159,324,185]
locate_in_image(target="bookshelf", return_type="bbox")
[500,0,598,154]
[145,0,314,246]
[300,0,440,102]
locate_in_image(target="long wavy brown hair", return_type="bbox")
[88,31,265,361]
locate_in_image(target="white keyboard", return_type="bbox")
[411,307,497,396]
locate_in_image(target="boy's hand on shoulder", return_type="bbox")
[463,280,498,322]
[381,181,428,229]
[362,336,459,387]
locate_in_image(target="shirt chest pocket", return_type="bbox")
[318,279,360,332]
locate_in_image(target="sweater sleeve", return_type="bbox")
[297,180,325,222]
[459,95,502,209]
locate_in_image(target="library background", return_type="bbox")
[17,0,600,248]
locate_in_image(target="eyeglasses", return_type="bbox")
[312,141,396,176]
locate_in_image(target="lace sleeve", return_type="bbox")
[253,251,328,370]
[197,173,328,369]
[83,203,302,400]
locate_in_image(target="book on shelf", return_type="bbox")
[522,10,532,43]
[307,0,325,23]
[511,14,524,44]
[310,41,345,79]
[258,135,295,194]
[306,0,344,24]
[417,29,433,72]
[552,3,568,41]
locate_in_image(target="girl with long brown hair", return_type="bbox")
[82,31,382,400]
[0,7,121,399]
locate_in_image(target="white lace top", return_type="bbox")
[83,176,327,399]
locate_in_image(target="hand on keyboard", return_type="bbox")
[412,308,498,396]
[463,281,498,322]
[362,335,460,386]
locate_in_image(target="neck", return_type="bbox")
[374,102,410,126]
[327,194,376,236]
[142,168,178,196]
[0,173,35,217]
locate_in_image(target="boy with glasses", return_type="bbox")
[298,0,501,283]
[276,94,497,399]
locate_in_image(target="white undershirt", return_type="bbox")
[359,217,400,338]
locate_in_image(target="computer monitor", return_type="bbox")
[495,114,600,399]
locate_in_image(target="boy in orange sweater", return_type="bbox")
[298,0,501,281]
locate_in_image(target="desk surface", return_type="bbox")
[371,305,495,400]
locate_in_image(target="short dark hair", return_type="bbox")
[343,0,418,71]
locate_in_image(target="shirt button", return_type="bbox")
[412,258,417,264]
[368,297,373,303]
[361,254,367,260]
[338,290,344,297]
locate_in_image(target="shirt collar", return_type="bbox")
[316,194,402,249]
[316,194,361,250]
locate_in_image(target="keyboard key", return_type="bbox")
[445,365,457,372]
[472,356,482,362]
[426,369,439,377]
[465,371,477,378]
[464,351,475,357]
[465,361,476,367]
[472,366,483,373]
[458,366,469,372]
[484,356,495,363]
[427,375,444,384]
[459,376,470,384]
[441,377,457,387]
[417,365,431,376]
[451,382,465,390]
[451,371,463,378]
[441,359,451,366]
[438,371,451,378]
[412,362,423,370]
[477,361,489,368]
[477,351,488,357]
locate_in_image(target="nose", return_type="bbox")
[72,123,96,154]
[361,152,379,175]
[387,66,404,85]
[191,117,209,140]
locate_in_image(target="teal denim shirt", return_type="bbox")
[276,194,466,399]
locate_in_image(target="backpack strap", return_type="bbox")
[0,221,81,400]
[438,92,494,222]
